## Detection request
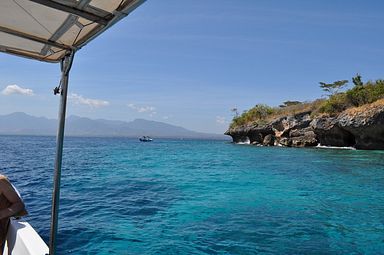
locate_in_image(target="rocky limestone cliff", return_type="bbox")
[225,99,384,150]
[337,100,384,149]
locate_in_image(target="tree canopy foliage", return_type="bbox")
[319,80,349,96]
[352,73,363,87]
[279,101,302,108]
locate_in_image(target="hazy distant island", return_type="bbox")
[225,75,384,150]
[0,113,227,140]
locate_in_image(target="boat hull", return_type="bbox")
[3,219,48,255]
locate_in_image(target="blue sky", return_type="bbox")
[1,0,384,134]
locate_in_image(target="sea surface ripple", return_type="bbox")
[1,136,384,254]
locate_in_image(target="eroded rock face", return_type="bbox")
[248,127,274,144]
[337,104,384,149]
[225,101,384,150]
[290,135,318,147]
[225,124,273,145]
[311,117,355,147]
[224,127,249,143]
[289,128,318,147]
[279,137,291,147]
[263,134,275,146]
[271,112,312,138]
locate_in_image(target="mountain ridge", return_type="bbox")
[0,112,227,139]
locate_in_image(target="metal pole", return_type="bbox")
[49,51,75,255]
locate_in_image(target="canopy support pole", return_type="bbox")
[49,51,75,255]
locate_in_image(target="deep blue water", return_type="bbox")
[1,135,384,254]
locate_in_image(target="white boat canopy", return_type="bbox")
[0,0,144,62]
[0,1,145,254]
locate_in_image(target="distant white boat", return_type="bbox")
[139,136,153,142]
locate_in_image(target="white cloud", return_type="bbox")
[128,103,157,115]
[216,116,228,125]
[1,84,34,96]
[69,93,109,108]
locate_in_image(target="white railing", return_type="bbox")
[3,219,49,255]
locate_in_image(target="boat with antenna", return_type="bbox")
[0,0,146,254]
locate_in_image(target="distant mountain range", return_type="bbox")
[0,112,227,139]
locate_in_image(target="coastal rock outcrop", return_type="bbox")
[311,117,355,147]
[225,123,273,145]
[271,112,312,137]
[226,111,318,148]
[225,100,384,150]
[263,134,275,146]
[337,101,384,149]
[289,128,318,147]
[225,126,251,143]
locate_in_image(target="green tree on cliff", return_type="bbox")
[352,73,363,87]
[319,80,349,96]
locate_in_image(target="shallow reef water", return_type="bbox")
[1,135,384,254]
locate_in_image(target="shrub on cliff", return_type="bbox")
[319,93,351,115]
[346,79,384,107]
[229,76,384,129]
[231,104,274,127]
[319,78,384,114]
[230,101,325,128]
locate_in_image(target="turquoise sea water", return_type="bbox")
[1,135,384,254]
